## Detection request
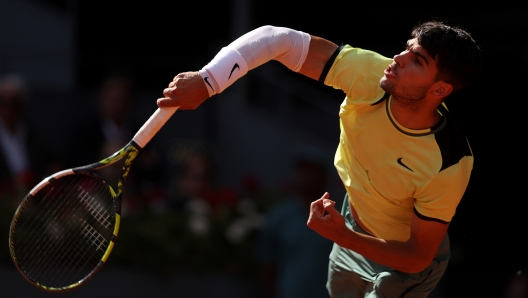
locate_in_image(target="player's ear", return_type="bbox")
[433,81,453,99]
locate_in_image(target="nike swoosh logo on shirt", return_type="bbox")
[228,63,240,79]
[397,158,413,172]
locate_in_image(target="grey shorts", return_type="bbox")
[327,195,450,298]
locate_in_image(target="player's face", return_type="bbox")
[380,38,438,101]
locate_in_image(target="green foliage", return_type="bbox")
[1,187,282,283]
[106,197,274,279]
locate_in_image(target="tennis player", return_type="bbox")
[158,21,482,297]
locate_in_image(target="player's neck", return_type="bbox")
[389,95,440,130]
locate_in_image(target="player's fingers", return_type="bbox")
[157,97,178,108]
[309,193,329,215]
[310,200,321,212]
[163,88,172,97]
[309,200,324,218]
[320,193,339,217]
[323,199,339,216]
[164,86,182,97]
[322,198,346,226]
[172,72,191,84]
[310,192,330,205]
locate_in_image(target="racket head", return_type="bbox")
[9,169,120,292]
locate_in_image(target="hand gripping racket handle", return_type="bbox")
[132,106,179,148]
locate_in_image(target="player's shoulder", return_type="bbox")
[334,45,392,69]
[321,45,392,80]
[322,45,391,105]
[433,104,473,172]
[339,45,391,59]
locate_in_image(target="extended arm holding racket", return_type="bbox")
[158,26,338,109]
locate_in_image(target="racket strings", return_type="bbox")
[15,177,97,265]
[15,177,103,285]
[45,177,113,285]
[78,187,113,229]
[11,174,115,288]
[19,177,111,286]
[15,179,86,270]
[14,178,77,238]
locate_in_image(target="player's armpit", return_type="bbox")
[299,36,339,81]
[406,210,450,272]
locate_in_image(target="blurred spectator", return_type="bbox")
[167,140,237,213]
[0,74,60,200]
[0,74,62,266]
[256,146,336,298]
[67,73,165,215]
[67,74,136,167]
[107,140,248,275]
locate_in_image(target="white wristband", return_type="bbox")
[201,47,249,95]
[199,69,218,97]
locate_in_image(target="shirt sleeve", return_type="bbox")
[414,155,473,223]
[322,45,393,104]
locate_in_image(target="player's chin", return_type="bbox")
[379,78,393,93]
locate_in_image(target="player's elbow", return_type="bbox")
[251,25,281,40]
[257,25,276,32]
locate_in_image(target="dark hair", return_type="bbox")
[411,21,482,93]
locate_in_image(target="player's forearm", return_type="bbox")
[334,227,431,273]
[160,26,336,108]
[198,26,311,97]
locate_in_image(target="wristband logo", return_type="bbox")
[228,63,240,79]
[203,77,214,91]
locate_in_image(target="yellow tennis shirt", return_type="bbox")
[322,45,473,242]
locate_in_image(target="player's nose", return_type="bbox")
[393,53,404,67]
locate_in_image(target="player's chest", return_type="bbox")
[341,104,441,201]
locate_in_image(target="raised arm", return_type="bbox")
[299,35,338,80]
[158,26,338,109]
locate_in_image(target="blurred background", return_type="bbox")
[0,1,526,297]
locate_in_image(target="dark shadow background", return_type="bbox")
[0,2,526,297]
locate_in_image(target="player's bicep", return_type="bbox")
[408,210,449,267]
[299,36,338,81]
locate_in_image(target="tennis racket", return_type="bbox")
[8,106,178,292]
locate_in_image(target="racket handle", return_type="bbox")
[132,106,178,148]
